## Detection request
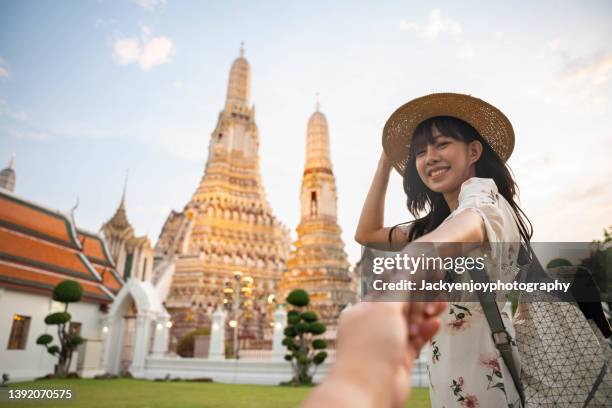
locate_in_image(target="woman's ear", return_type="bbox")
[468,140,483,164]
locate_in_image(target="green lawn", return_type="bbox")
[0,379,431,408]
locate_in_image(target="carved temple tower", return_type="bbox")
[279,99,356,331]
[157,46,291,342]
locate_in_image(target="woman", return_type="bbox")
[355,93,533,407]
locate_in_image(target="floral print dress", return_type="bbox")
[427,177,523,408]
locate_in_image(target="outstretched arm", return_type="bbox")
[416,208,485,243]
[301,301,446,408]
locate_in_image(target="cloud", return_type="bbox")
[114,38,141,65]
[5,127,48,141]
[0,58,9,78]
[112,26,175,70]
[400,9,462,39]
[134,0,165,12]
[139,36,174,69]
[559,52,612,86]
[530,50,612,115]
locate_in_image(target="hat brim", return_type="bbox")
[382,93,515,175]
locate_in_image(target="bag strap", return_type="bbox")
[470,267,526,406]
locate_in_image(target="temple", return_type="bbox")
[279,97,356,331]
[0,166,125,380]
[155,45,291,344]
[101,177,154,283]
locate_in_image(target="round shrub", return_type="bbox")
[47,345,60,355]
[176,327,211,357]
[308,322,326,335]
[69,335,85,347]
[283,326,297,337]
[286,289,309,307]
[547,258,573,268]
[45,312,71,325]
[52,280,83,303]
[284,354,292,362]
[312,339,327,349]
[282,337,296,348]
[36,334,53,345]
[300,311,318,322]
[295,322,309,333]
[313,351,328,365]
[287,311,300,324]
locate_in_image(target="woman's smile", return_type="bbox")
[428,166,451,181]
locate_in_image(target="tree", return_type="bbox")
[282,289,327,385]
[36,280,85,377]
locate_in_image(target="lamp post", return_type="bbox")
[223,271,254,359]
[231,271,241,359]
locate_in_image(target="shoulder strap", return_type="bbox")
[470,267,526,406]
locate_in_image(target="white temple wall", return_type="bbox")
[0,288,104,382]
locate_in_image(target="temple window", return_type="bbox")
[69,322,82,337]
[310,191,318,216]
[124,253,134,280]
[7,314,31,350]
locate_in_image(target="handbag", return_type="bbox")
[474,245,612,407]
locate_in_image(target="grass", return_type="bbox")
[0,379,431,408]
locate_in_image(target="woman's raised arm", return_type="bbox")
[354,151,409,248]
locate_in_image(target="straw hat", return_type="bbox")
[382,93,515,175]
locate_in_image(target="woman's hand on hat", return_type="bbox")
[379,150,392,172]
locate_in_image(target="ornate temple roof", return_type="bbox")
[104,190,133,234]
[77,229,123,294]
[0,189,123,303]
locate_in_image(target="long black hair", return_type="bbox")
[389,116,533,248]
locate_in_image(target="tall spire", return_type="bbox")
[0,153,16,192]
[315,92,320,112]
[305,104,332,172]
[120,169,129,208]
[225,42,251,113]
[105,172,132,232]
[279,108,355,328]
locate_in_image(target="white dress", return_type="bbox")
[426,177,523,408]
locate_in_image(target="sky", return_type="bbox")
[1,0,611,265]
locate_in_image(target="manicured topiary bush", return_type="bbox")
[36,279,85,377]
[282,289,327,386]
[52,280,84,303]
